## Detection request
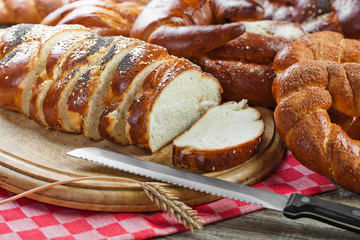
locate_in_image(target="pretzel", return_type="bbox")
[261,0,360,39]
[272,31,360,194]
[191,20,306,107]
[130,0,264,57]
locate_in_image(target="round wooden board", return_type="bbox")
[0,106,284,212]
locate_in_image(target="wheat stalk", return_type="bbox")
[139,182,203,232]
[0,176,204,232]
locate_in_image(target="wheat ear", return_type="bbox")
[0,176,204,232]
[139,182,203,232]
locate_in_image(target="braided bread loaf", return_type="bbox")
[41,0,145,36]
[0,24,222,153]
[272,31,360,194]
[0,0,146,37]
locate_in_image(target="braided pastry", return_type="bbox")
[261,0,360,39]
[272,31,360,194]
[0,24,221,153]
[130,0,264,57]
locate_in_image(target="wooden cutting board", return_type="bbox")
[0,106,284,212]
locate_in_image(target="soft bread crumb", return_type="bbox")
[173,100,264,150]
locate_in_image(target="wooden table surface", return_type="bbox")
[157,183,360,239]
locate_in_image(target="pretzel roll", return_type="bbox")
[191,55,276,107]
[272,31,360,194]
[130,0,266,57]
[262,0,360,39]
[192,20,306,107]
[207,20,306,64]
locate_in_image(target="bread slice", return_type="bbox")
[126,56,222,153]
[43,36,116,132]
[30,28,95,126]
[173,100,264,171]
[98,43,167,145]
[0,24,50,115]
[0,41,40,114]
[70,37,143,140]
[0,24,49,57]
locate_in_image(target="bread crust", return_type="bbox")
[173,135,262,172]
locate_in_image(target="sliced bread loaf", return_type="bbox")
[173,100,264,171]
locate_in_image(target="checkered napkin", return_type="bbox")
[0,151,336,240]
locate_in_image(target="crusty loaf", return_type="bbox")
[0,24,222,153]
[173,100,264,171]
[272,31,360,194]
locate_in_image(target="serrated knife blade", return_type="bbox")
[67,147,360,233]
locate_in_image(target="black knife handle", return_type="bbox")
[283,193,360,233]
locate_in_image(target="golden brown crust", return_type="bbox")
[272,31,360,194]
[173,136,262,172]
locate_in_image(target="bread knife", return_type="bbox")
[67,147,360,233]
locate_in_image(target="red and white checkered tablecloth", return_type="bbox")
[0,151,337,240]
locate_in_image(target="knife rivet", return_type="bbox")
[353,210,360,217]
[301,197,310,203]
